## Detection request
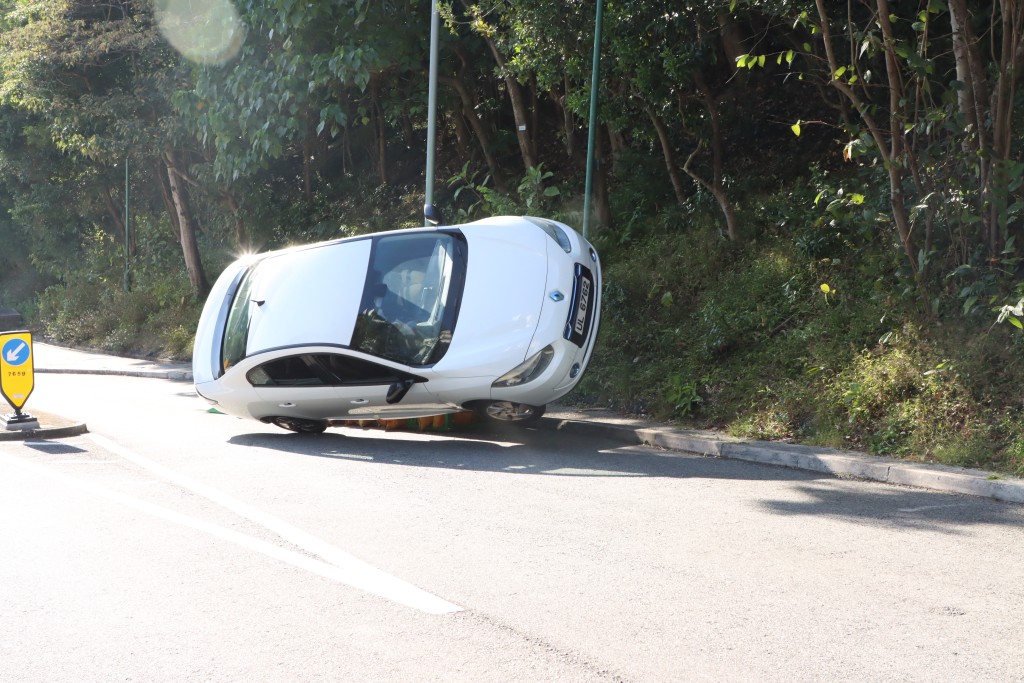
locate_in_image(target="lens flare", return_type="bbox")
[156,0,244,65]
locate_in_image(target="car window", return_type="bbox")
[221,265,258,372]
[351,232,466,366]
[247,353,408,387]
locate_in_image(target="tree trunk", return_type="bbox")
[608,128,626,175]
[440,73,507,190]
[645,105,689,205]
[988,0,1024,254]
[529,73,540,163]
[717,10,748,72]
[370,80,388,185]
[876,0,918,272]
[593,125,612,231]
[552,74,580,163]
[450,110,472,162]
[683,141,738,242]
[163,150,209,299]
[482,34,537,172]
[224,191,249,252]
[301,115,314,201]
[100,185,127,247]
[814,0,918,274]
[676,71,740,241]
[342,123,353,176]
[948,0,988,147]
[156,159,182,243]
[703,78,738,242]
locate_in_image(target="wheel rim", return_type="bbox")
[485,401,535,421]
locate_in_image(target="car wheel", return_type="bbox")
[479,401,546,424]
[267,416,329,434]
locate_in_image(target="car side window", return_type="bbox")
[247,353,409,387]
[351,232,466,367]
[221,265,258,373]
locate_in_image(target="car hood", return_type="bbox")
[437,224,549,377]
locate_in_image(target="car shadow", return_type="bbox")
[230,422,819,482]
[226,424,1024,532]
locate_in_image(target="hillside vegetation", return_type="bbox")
[1,0,1023,473]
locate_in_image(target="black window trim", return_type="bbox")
[245,346,427,388]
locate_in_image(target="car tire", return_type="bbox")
[474,401,546,424]
[266,416,329,434]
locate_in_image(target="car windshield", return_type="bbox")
[351,232,466,366]
[219,231,466,373]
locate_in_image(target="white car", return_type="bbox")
[192,216,601,433]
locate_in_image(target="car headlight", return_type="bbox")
[525,217,572,253]
[492,346,554,387]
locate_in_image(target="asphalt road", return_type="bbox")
[3,372,1024,681]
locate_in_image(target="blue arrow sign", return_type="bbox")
[2,338,30,366]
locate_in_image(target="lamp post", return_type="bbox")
[582,0,604,240]
[424,0,441,227]
[124,154,131,292]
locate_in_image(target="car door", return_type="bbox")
[249,350,451,420]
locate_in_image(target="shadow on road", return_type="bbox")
[756,482,1024,532]
[227,423,1024,532]
[226,423,1024,532]
[229,422,823,481]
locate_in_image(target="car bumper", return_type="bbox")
[487,223,601,406]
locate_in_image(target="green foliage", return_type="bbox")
[997,298,1024,331]
[448,163,563,221]
[33,214,200,357]
[664,375,704,417]
[578,187,1024,475]
[2,0,1024,476]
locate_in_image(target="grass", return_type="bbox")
[576,209,1024,477]
[12,186,1024,478]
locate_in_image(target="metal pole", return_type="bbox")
[424,0,441,226]
[582,0,604,240]
[124,154,131,292]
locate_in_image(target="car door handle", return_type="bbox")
[350,398,369,405]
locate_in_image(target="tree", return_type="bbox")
[736,0,1024,283]
[0,0,211,297]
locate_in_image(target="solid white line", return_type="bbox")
[897,504,967,513]
[60,433,464,615]
[3,454,459,613]
[47,460,119,464]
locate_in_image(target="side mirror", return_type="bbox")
[423,203,442,227]
[386,378,417,404]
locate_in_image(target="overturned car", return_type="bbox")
[193,216,601,433]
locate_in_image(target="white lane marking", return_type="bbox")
[897,504,967,513]
[3,454,458,613]
[543,467,644,477]
[897,501,966,511]
[342,429,519,448]
[70,433,463,614]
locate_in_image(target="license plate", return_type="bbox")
[564,264,595,347]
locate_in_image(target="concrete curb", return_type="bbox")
[0,410,89,442]
[542,416,1024,505]
[0,423,89,442]
[36,368,193,381]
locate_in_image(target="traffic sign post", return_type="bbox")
[0,330,39,430]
